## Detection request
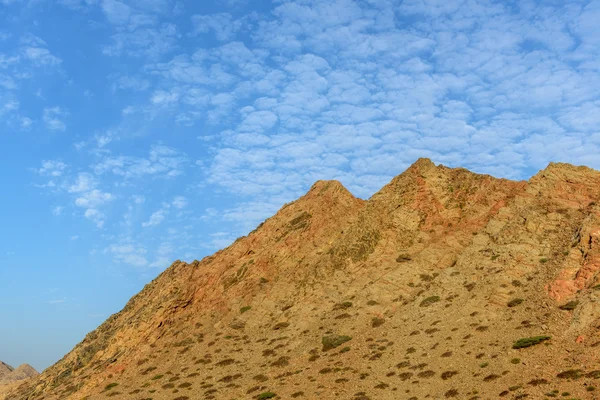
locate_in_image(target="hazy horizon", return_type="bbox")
[1,0,600,372]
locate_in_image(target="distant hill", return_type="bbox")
[6,159,600,399]
[0,362,13,380]
[0,361,38,385]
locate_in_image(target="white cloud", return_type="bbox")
[20,117,32,128]
[75,189,114,208]
[68,173,97,193]
[148,256,171,268]
[94,145,188,179]
[19,0,600,278]
[84,208,106,228]
[22,47,61,66]
[171,196,187,209]
[57,0,99,10]
[105,241,148,266]
[43,107,67,132]
[191,13,242,41]
[205,231,237,250]
[103,23,179,58]
[150,89,179,106]
[131,194,145,204]
[141,209,166,227]
[37,160,67,177]
[101,0,131,25]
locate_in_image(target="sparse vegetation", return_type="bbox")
[396,254,411,262]
[19,162,600,400]
[420,296,440,307]
[333,301,353,310]
[257,392,277,399]
[240,306,252,313]
[512,336,551,349]
[322,335,352,351]
[441,371,458,380]
[507,298,524,307]
[559,300,579,310]
[557,370,584,379]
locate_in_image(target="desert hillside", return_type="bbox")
[5,159,600,400]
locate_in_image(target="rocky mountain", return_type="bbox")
[5,159,600,400]
[0,362,13,381]
[0,362,38,386]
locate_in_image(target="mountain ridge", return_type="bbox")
[5,159,600,400]
[0,362,38,386]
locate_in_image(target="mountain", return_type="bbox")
[0,362,14,381]
[5,159,600,400]
[0,362,38,386]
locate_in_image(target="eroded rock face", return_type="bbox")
[7,160,600,400]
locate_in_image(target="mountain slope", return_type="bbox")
[6,159,600,400]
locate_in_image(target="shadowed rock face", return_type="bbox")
[6,159,600,400]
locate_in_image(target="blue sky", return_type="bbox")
[1,0,599,372]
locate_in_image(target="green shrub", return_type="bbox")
[240,306,252,314]
[512,336,551,349]
[559,300,579,310]
[507,298,524,307]
[150,374,163,380]
[441,371,458,380]
[557,369,583,379]
[510,358,521,364]
[420,296,440,307]
[333,301,353,310]
[322,335,352,351]
[588,370,600,378]
[104,383,119,390]
[396,254,411,262]
[257,392,277,399]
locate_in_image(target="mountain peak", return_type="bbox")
[540,161,600,177]
[7,161,600,400]
[408,157,436,171]
[0,361,13,378]
[0,361,38,386]
[308,179,346,193]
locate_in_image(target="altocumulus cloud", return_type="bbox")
[18,0,600,270]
